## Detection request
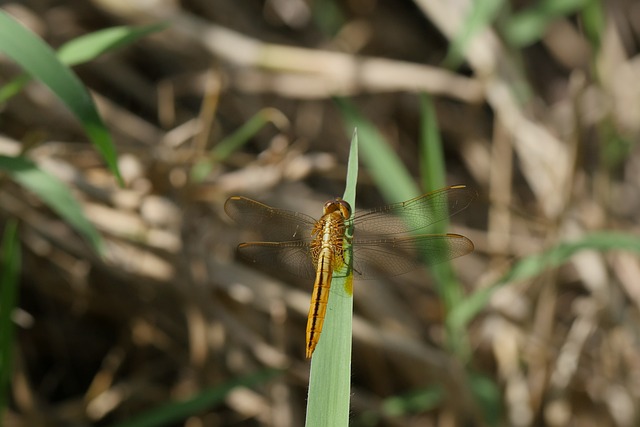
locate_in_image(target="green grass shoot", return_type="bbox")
[305,129,358,427]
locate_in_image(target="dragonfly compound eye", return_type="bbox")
[337,199,352,218]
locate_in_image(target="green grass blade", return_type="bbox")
[381,385,445,417]
[57,23,168,66]
[0,23,167,103]
[0,74,31,102]
[580,0,605,51]
[0,220,20,423]
[419,94,447,194]
[191,108,289,182]
[109,369,280,427]
[335,98,418,202]
[467,371,502,425]
[450,231,640,330]
[502,0,590,47]
[0,155,104,254]
[418,94,469,355]
[311,0,346,36]
[420,95,501,421]
[305,129,358,427]
[342,129,359,202]
[0,11,122,184]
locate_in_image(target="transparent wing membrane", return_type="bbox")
[225,186,475,278]
[225,196,316,242]
[237,241,317,279]
[352,234,474,279]
[352,185,476,236]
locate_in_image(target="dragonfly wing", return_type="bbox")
[236,241,317,279]
[352,186,476,236]
[351,234,474,279]
[225,196,317,242]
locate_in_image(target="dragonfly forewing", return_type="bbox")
[352,185,476,236]
[225,196,317,242]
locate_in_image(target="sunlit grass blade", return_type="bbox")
[0,11,122,184]
[0,220,20,423]
[109,368,280,427]
[57,23,168,65]
[305,129,358,427]
[450,231,640,330]
[0,23,167,103]
[0,155,103,254]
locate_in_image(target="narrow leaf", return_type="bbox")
[305,129,358,427]
[450,232,640,329]
[0,11,122,184]
[57,23,168,66]
[0,155,103,254]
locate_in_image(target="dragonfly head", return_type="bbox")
[323,198,352,219]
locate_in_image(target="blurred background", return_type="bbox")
[1,0,640,426]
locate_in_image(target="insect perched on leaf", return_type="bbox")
[225,185,475,358]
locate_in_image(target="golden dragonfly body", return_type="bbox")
[305,198,351,358]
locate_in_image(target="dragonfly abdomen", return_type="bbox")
[305,208,348,358]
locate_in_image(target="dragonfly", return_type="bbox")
[224,185,475,358]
